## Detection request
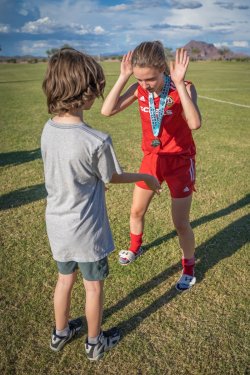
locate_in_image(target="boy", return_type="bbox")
[41,47,161,361]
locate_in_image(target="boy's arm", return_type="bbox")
[110,172,162,194]
[101,52,138,116]
[94,137,161,194]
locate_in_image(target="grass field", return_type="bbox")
[0,60,249,375]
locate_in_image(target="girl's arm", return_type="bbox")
[182,83,201,129]
[170,48,202,130]
[101,52,138,116]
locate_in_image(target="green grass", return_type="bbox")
[0,61,249,375]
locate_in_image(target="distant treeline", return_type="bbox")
[0,57,48,64]
[1,55,250,64]
[1,44,250,64]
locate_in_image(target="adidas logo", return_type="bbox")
[183,186,190,192]
[139,96,146,102]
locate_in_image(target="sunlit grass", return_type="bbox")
[0,61,249,375]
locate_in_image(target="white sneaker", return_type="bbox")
[118,247,144,266]
[176,274,196,291]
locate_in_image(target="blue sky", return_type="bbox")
[0,0,249,56]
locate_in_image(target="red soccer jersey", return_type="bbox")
[137,78,196,157]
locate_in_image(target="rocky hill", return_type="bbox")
[183,40,246,60]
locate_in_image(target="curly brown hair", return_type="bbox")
[42,48,105,114]
[131,41,169,75]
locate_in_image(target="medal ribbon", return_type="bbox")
[148,75,170,137]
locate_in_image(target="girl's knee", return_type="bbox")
[130,206,146,219]
[173,220,191,234]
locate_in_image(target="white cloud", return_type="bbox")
[2,0,250,56]
[73,24,105,35]
[19,9,29,16]
[158,0,250,44]
[108,3,129,11]
[32,42,49,48]
[209,24,233,33]
[20,17,106,36]
[214,42,230,48]
[38,0,99,24]
[18,39,85,55]
[126,34,132,43]
[0,24,10,33]
[20,40,50,54]
[214,40,249,49]
[73,24,89,35]
[233,41,249,47]
[21,17,55,34]
[94,26,105,34]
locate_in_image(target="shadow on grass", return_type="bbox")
[42,213,250,348]
[0,183,46,210]
[143,193,250,251]
[0,148,41,167]
[103,195,249,340]
[0,79,42,84]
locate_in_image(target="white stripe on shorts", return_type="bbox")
[189,159,195,182]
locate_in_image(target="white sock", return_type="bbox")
[88,333,100,345]
[56,325,70,337]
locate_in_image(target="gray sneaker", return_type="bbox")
[85,327,120,361]
[50,317,83,352]
[176,274,196,291]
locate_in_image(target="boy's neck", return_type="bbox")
[53,109,83,124]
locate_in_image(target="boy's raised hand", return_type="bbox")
[121,51,133,78]
[169,48,189,85]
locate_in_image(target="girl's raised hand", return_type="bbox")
[120,51,133,78]
[169,48,189,85]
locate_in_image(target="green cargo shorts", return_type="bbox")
[56,257,109,281]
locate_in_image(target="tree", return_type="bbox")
[46,48,59,58]
[46,44,73,58]
[164,47,174,60]
[218,47,230,58]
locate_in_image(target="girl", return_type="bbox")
[101,41,201,291]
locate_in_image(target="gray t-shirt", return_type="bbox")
[41,119,123,262]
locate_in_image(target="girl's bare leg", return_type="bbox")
[171,194,195,259]
[130,185,155,235]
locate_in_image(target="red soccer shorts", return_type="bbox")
[136,153,196,198]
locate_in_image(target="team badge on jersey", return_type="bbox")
[166,96,174,108]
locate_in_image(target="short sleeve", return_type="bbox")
[93,136,123,183]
